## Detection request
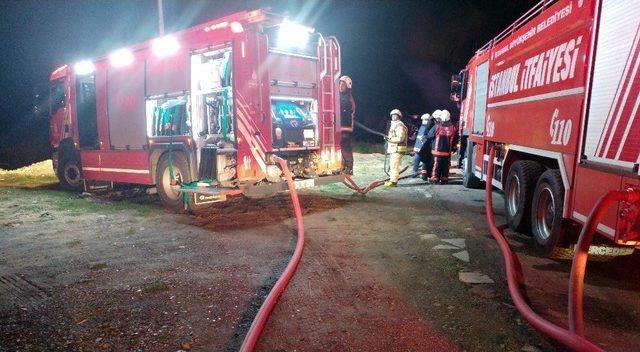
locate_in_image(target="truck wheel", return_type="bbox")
[461,142,482,189]
[57,154,83,191]
[504,160,545,234]
[156,152,194,213]
[531,169,566,257]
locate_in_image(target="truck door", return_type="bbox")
[49,78,68,148]
[76,74,98,149]
[472,61,489,136]
[472,60,490,178]
[574,0,640,238]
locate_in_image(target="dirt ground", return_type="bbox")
[1,155,639,352]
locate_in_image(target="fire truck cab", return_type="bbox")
[46,10,344,211]
[452,0,640,257]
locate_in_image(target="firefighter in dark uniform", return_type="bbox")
[427,109,457,184]
[412,113,436,179]
[339,75,356,175]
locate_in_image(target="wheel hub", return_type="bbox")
[162,166,183,201]
[507,174,521,217]
[64,163,81,186]
[535,186,555,241]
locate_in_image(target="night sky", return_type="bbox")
[0,0,536,168]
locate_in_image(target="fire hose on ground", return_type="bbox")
[239,155,305,352]
[240,144,412,349]
[485,144,640,352]
[342,120,416,195]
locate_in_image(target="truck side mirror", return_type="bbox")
[450,70,468,103]
[450,74,462,102]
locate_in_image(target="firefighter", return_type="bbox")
[412,113,433,178]
[428,109,457,184]
[339,75,356,175]
[385,109,408,187]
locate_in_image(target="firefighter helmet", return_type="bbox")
[439,109,451,122]
[339,75,353,89]
[389,109,402,118]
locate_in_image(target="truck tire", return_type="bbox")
[156,152,195,213]
[504,160,545,234]
[461,142,482,189]
[531,169,566,257]
[57,153,83,191]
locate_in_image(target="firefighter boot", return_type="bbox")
[420,170,430,181]
[384,181,398,187]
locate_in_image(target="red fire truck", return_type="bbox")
[452,0,640,257]
[46,9,344,211]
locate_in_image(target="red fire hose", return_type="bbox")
[343,165,412,195]
[240,155,305,352]
[568,188,640,336]
[485,145,605,352]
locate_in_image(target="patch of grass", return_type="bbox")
[126,227,136,235]
[0,187,155,216]
[66,239,83,248]
[352,141,385,154]
[104,297,118,307]
[89,262,108,270]
[0,160,57,188]
[22,203,47,212]
[143,280,169,293]
[0,160,156,216]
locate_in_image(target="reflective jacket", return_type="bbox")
[428,121,457,157]
[387,120,408,154]
[340,90,356,132]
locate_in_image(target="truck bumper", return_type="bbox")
[242,174,345,199]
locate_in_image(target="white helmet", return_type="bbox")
[421,113,431,122]
[339,75,353,89]
[439,109,451,122]
[432,109,442,120]
[389,108,402,118]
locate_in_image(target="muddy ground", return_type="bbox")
[1,155,638,352]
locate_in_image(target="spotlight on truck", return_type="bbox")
[152,35,180,58]
[230,21,244,33]
[276,19,314,49]
[74,60,95,75]
[109,48,134,67]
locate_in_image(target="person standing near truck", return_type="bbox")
[412,113,435,179]
[385,109,408,187]
[339,75,356,175]
[428,109,457,184]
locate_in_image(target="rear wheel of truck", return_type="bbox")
[156,152,195,213]
[504,160,545,234]
[531,169,566,257]
[461,142,482,189]
[57,154,83,191]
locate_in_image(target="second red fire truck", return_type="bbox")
[452,0,640,257]
[46,9,344,211]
